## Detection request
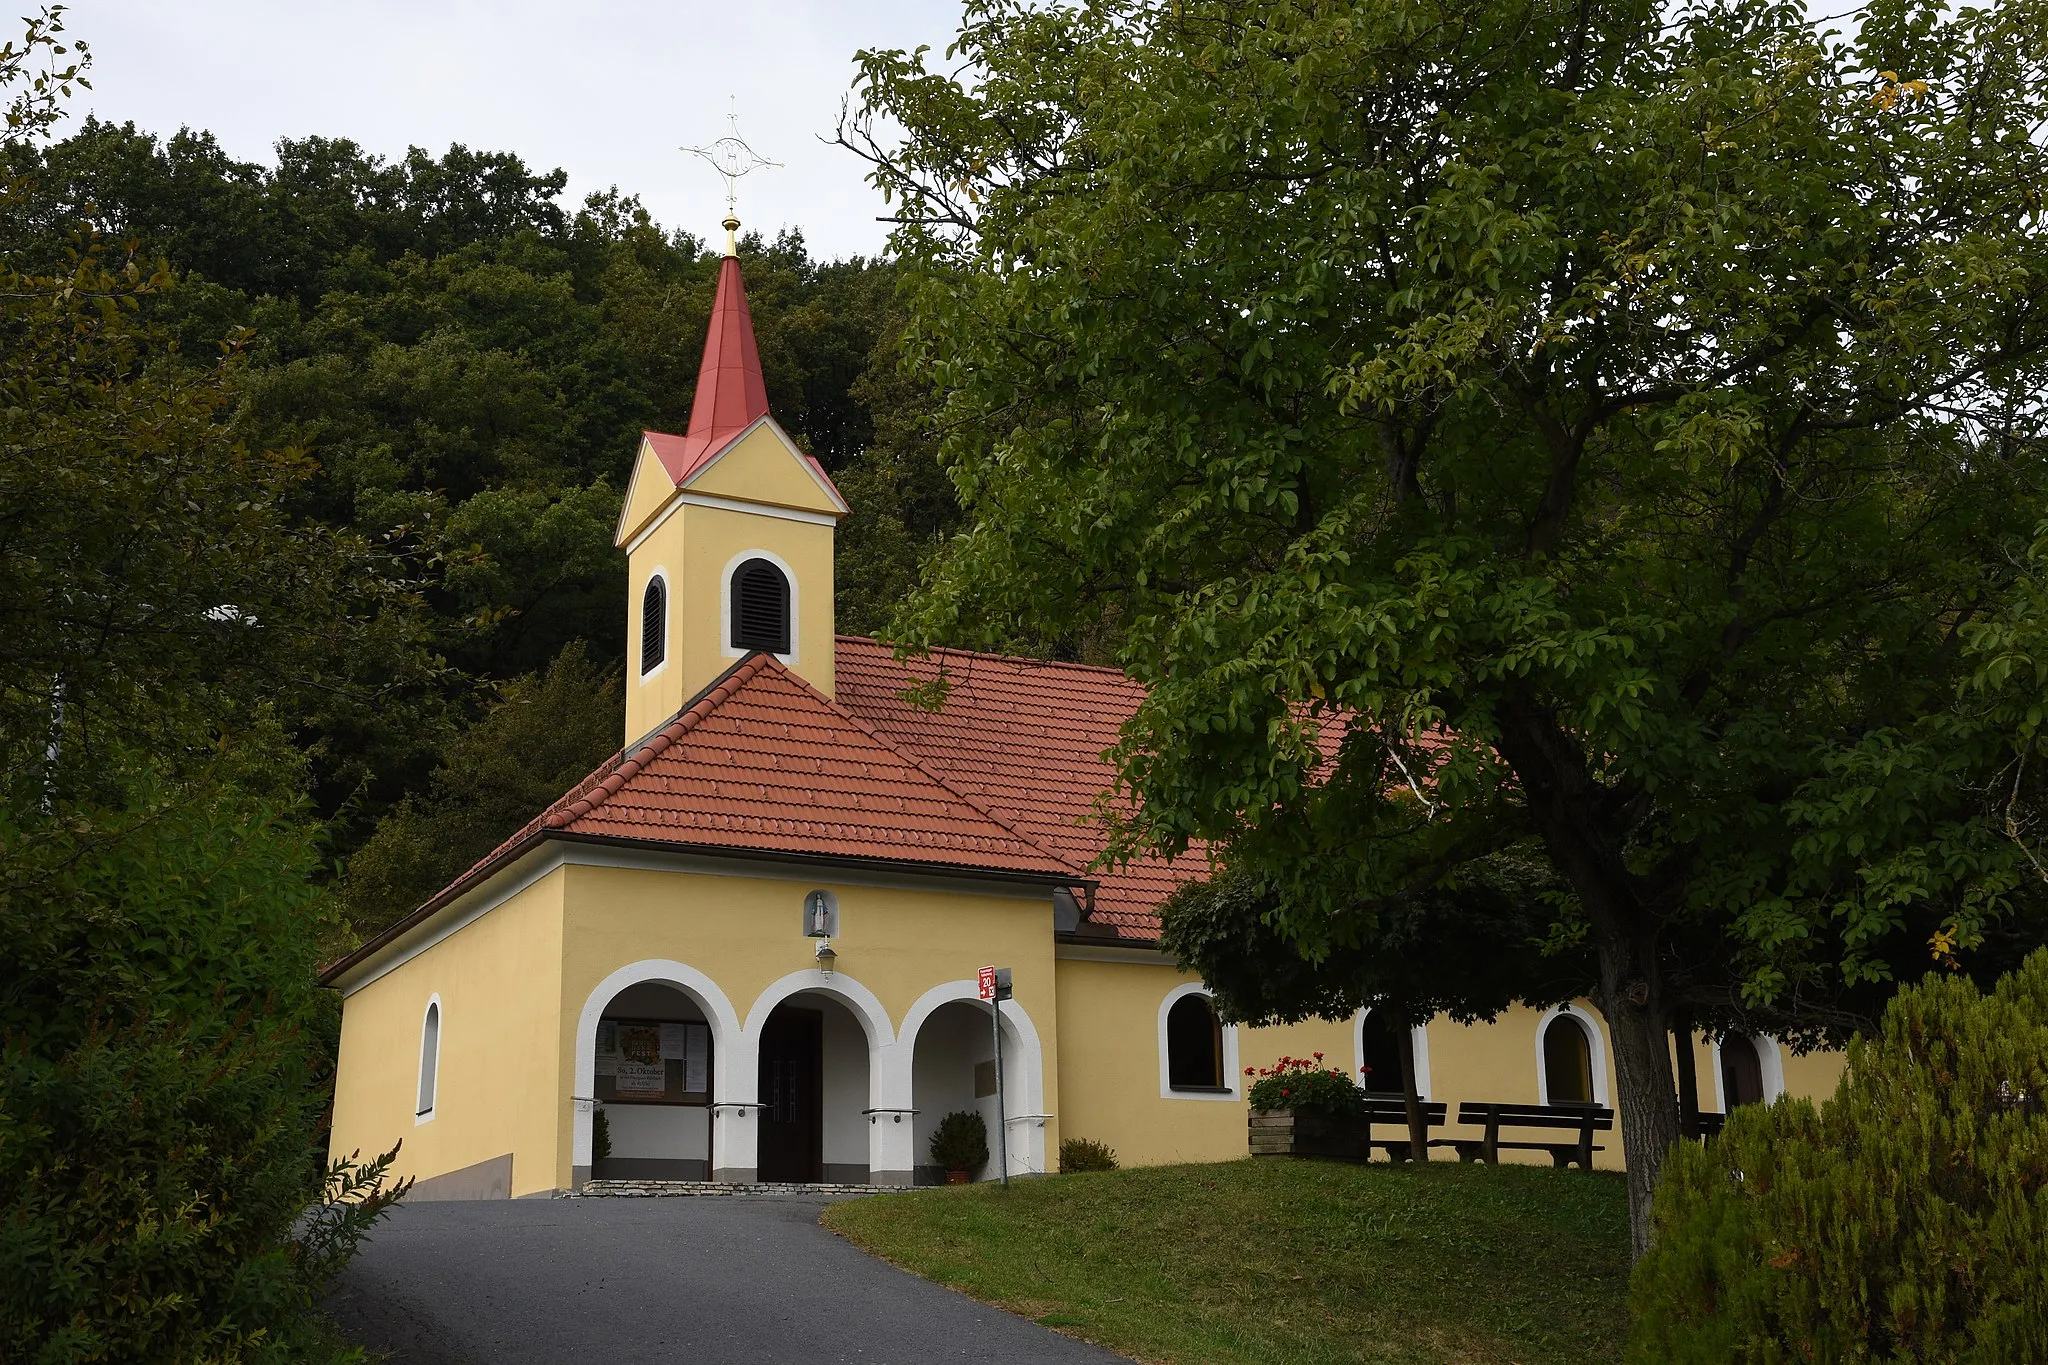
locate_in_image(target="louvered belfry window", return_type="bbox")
[641,577,666,673]
[731,558,791,653]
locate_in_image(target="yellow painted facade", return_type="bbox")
[621,425,841,739]
[327,253,1849,1200]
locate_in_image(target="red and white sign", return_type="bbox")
[977,965,997,1000]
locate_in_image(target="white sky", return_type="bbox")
[62,1,968,261]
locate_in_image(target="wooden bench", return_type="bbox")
[1452,1102,1614,1170]
[1359,1098,1453,1161]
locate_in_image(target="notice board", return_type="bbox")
[594,1018,711,1105]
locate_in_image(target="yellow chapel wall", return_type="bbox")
[552,860,1060,1192]
[617,440,678,550]
[624,493,836,742]
[1055,960,1849,1173]
[328,869,568,1198]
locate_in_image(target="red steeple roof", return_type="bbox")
[644,252,773,485]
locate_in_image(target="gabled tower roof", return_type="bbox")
[646,251,772,485]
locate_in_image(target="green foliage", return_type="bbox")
[1057,1137,1118,1173]
[1246,1055,1368,1119]
[0,22,408,1357]
[1161,862,1586,1030]
[851,0,2048,1248]
[591,1105,613,1164]
[1,111,915,861]
[1629,950,2048,1361]
[338,641,622,935]
[929,1110,990,1172]
[0,782,404,1364]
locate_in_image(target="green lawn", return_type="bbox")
[824,1158,1631,1364]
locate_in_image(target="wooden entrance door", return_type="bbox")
[757,1007,822,1182]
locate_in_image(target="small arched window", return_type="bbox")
[730,558,791,653]
[1166,993,1224,1090]
[1543,1014,1594,1105]
[1721,1034,1765,1108]
[1359,1010,1407,1095]
[417,999,441,1119]
[641,576,667,674]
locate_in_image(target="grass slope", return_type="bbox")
[825,1158,1630,1364]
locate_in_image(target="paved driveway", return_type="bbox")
[327,1195,1124,1364]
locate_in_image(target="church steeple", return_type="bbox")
[682,230,770,463]
[613,223,849,743]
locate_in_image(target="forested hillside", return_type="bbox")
[2,118,958,931]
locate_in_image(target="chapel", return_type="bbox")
[323,224,1840,1199]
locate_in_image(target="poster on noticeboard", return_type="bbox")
[612,1023,666,1094]
[594,1018,710,1101]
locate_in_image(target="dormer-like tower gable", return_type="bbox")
[616,245,848,743]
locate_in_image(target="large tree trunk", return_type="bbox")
[1494,695,1684,1258]
[1392,999,1429,1162]
[1595,931,1681,1257]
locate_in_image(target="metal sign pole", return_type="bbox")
[992,991,1008,1187]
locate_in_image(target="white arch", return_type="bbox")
[744,969,896,1048]
[1710,1032,1786,1110]
[1533,1002,1612,1107]
[636,565,671,682]
[895,979,1048,1176]
[572,960,744,1167]
[416,993,443,1125]
[719,547,800,665]
[1156,981,1241,1101]
[1352,1006,1432,1099]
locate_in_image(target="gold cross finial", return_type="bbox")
[682,98,782,255]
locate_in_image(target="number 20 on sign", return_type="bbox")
[977,965,996,1000]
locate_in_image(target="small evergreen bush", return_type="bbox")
[929,1110,989,1173]
[593,1104,613,1162]
[1628,949,2048,1361]
[1247,1053,1368,1118]
[1059,1138,1119,1173]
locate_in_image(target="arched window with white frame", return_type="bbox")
[416,996,442,1122]
[1534,1004,1611,1107]
[1157,984,1239,1100]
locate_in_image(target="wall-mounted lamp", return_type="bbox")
[814,938,837,977]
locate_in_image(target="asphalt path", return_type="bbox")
[326,1194,1125,1364]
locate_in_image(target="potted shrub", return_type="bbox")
[1247,1053,1370,1160]
[929,1110,989,1183]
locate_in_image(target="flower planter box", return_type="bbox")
[1249,1108,1368,1162]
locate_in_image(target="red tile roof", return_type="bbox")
[505,652,1081,877]
[832,637,1206,942]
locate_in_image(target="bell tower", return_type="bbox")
[613,223,848,744]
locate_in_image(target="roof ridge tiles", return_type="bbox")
[752,654,1088,877]
[544,652,777,830]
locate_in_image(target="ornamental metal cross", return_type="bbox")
[682,99,781,249]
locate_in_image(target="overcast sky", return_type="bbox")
[63,1,967,261]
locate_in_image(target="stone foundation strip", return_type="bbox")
[570,1179,910,1198]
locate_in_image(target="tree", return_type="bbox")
[1,11,411,1356]
[1628,950,2048,1359]
[339,641,623,935]
[2,115,914,863]
[848,0,2048,1252]
[1161,854,1592,1159]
